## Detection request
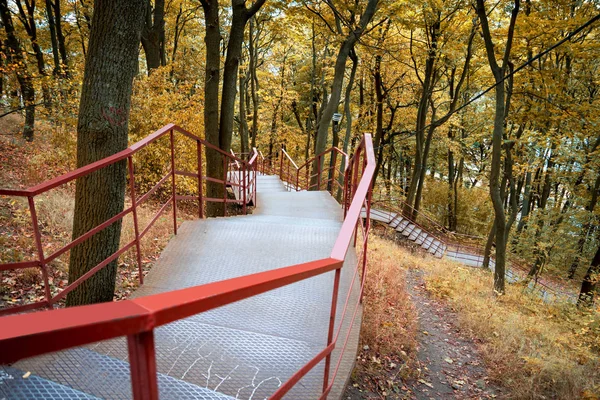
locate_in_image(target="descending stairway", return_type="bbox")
[362,208,447,258]
[364,205,576,302]
[0,175,361,400]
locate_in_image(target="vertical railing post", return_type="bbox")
[361,184,373,303]
[322,266,341,395]
[170,129,177,235]
[253,162,257,205]
[127,156,144,285]
[242,161,247,215]
[295,167,299,192]
[343,162,350,217]
[305,165,309,189]
[128,330,159,400]
[279,148,284,177]
[317,154,322,190]
[287,158,291,190]
[352,148,361,247]
[330,151,338,195]
[223,155,228,217]
[198,141,204,219]
[27,196,52,308]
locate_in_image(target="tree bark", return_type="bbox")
[578,243,600,307]
[476,0,520,294]
[66,0,146,307]
[0,0,35,141]
[45,0,61,75]
[239,73,249,154]
[141,0,166,73]
[200,0,223,217]
[219,0,266,155]
[311,0,379,189]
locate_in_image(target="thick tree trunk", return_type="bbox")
[66,0,145,307]
[239,73,249,154]
[249,17,259,148]
[141,0,166,73]
[0,0,35,141]
[201,0,224,217]
[219,0,266,155]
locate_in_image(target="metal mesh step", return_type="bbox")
[6,349,236,400]
[0,367,99,400]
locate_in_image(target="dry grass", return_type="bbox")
[412,253,600,400]
[350,235,419,395]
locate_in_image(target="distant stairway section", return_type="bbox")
[364,201,576,303]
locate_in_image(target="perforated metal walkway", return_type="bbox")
[1,176,361,399]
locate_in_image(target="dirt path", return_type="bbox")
[402,268,500,400]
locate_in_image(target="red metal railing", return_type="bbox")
[276,146,348,195]
[0,133,376,399]
[0,124,257,316]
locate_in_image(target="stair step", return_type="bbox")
[388,215,404,228]
[8,349,236,400]
[415,232,427,245]
[408,227,422,240]
[0,366,100,399]
[421,236,433,249]
[396,220,410,233]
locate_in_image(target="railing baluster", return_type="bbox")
[223,155,228,217]
[27,196,52,308]
[317,154,322,190]
[243,161,247,214]
[127,156,144,285]
[127,330,159,400]
[198,140,204,218]
[170,129,178,235]
[323,267,341,394]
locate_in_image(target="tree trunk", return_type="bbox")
[249,17,259,148]
[141,0,165,73]
[0,0,35,141]
[311,0,379,190]
[219,0,266,156]
[578,244,600,307]
[53,0,68,74]
[569,172,600,278]
[66,0,146,307]
[45,0,61,75]
[239,73,249,154]
[516,170,532,233]
[201,0,224,217]
[476,0,520,294]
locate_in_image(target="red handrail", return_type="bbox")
[0,133,376,400]
[0,124,258,316]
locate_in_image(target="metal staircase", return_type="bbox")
[0,126,376,400]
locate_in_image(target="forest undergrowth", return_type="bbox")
[352,232,600,399]
[0,116,183,308]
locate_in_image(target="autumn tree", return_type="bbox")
[309,0,380,189]
[0,0,35,141]
[476,0,520,294]
[67,0,146,306]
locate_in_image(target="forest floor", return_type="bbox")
[0,117,176,309]
[398,268,500,399]
[344,233,599,400]
[344,239,500,399]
